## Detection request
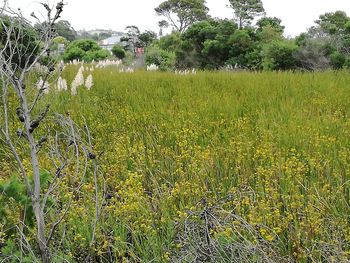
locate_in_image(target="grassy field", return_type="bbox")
[1,68,350,262]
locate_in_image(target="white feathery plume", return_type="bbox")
[85,74,94,90]
[71,69,84,96]
[147,64,159,71]
[56,77,68,91]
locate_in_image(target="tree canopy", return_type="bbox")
[229,0,265,29]
[155,0,209,32]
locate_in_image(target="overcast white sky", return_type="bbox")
[3,0,350,37]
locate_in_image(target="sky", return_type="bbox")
[3,0,350,37]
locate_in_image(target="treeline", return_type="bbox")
[147,0,350,71]
[10,0,350,71]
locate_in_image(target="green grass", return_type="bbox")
[2,69,350,262]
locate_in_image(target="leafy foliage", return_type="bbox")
[63,39,110,62]
[229,0,265,28]
[53,20,77,41]
[155,0,209,32]
[111,45,126,59]
[139,30,158,47]
[263,40,299,70]
[145,45,176,70]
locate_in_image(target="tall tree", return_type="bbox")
[139,30,157,47]
[54,20,77,41]
[315,11,350,35]
[121,25,141,54]
[229,0,265,29]
[155,0,209,33]
[35,20,77,41]
[256,17,284,34]
[158,20,169,36]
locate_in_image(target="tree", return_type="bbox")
[315,11,350,55]
[263,40,299,70]
[121,25,141,54]
[158,19,169,36]
[35,19,77,42]
[139,30,157,47]
[176,19,237,69]
[53,20,77,41]
[111,44,126,59]
[158,31,182,51]
[99,32,112,40]
[256,17,284,34]
[294,34,332,71]
[229,0,265,29]
[316,11,350,35]
[155,0,209,33]
[227,29,255,67]
[0,3,100,261]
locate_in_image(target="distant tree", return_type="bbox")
[177,20,216,68]
[121,25,141,54]
[315,11,350,55]
[158,20,169,36]
[139,30,158,47]
[155,0,209,32]
[91,33,99,40]
[316,11,350,35]
[111,44,126,59]
[227,29,255,66]
[178,19,237,69]
[256,17,284,34]
[293,38,331,71]
[293,11,350,71]
[99,32,112,40]
[229,0,265,29]
[53,20,77,41]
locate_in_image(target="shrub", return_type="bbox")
[330,51,346,69]
[111,45,126,59]
[263,40,299,70]
[63,39,110,62]
[145,46,176,71]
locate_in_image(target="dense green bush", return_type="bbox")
[330,51,346,69]
[145,45,176,70]
[263,40,299,70]
[63,39,110,62]
[111,45,126,59]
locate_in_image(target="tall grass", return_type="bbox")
[2,68,350,262]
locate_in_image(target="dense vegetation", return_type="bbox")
[1,67,350,262]
[2,0,350,262]
[42,0,350,71]
[147,11,350,70]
